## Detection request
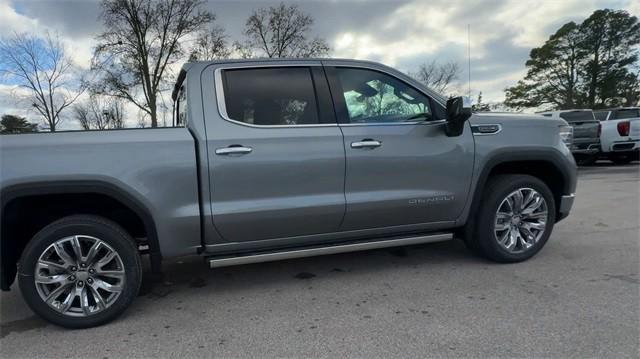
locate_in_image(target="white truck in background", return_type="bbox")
[594,107,640,164]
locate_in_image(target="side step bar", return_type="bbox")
[208,233,453,268]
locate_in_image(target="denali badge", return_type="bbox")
[409,196,455,204]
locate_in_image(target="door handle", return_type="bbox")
[215,146,253,155]
[351,139,382,149]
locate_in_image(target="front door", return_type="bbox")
[325,65,474,230]
[204,64,345,243]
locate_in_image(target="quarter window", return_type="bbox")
[222,67,320,126]
[335,68,432,124]
[176,85,187,126]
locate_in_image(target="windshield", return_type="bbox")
[559,111,596,123]
[613,109,640,119]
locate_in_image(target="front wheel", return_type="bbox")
[466,175,556,262]
[18,215,142,328]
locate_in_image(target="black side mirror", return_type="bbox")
[445,96,472,137]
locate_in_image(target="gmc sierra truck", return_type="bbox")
[0,59,577,328]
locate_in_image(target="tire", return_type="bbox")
[17,215,142,328]
[465,174,556,263]
[609,154,633,165]
[575,154,598,166]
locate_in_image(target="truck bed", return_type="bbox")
[0,128,202,258]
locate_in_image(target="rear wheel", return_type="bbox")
[465,175,556,262]
[18,215,142,328]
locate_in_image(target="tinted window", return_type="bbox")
[335,68,432,124]
[222,67,319,126]
[593,111,609,121]
[613,109,640,119]
[559,111,596,123]
[176,85,187,126]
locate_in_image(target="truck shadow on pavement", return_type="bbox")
[139,238,478,300]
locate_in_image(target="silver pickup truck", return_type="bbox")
[0,59,577,328]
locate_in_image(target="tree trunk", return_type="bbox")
[149,95,158,128]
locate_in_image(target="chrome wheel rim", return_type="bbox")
[494,188,548,254]
[34,235,125,317]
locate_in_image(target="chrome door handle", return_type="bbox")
[215,146,253,155]
[351,140,382,149]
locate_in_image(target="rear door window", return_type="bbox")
[222,67,321,126]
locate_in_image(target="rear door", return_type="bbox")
[202,63,345,243]
[324,64,474,231]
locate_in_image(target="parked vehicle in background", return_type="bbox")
[537,110,601,165]
[594,107,640,164]
[1,58,577,328]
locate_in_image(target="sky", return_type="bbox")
[0,0,638,129]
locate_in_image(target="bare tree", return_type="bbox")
[92,0,212,127]
[0,32,83,131]
[411,60,461,94]
[188,25,230,61]
[73,95,126,130]
[239,2,330,58]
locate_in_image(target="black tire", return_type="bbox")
[575,154,598,166]
[609,154,633,165]
[17,215,142,329]
[465,174,556,262]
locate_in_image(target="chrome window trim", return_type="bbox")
[213,64,338,129]
[213,62,448,129]
[339,119,447,127]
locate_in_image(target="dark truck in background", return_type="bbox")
[538,109,601,165]
[1,58,577,328]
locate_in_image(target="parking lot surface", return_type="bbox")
[1,162,638,358]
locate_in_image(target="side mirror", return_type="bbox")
[445,96,472,137]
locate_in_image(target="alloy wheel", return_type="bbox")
[34,235,126,317]
[494,188,548,254]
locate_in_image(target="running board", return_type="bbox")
[207,233,453,268]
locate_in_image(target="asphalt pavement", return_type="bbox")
[1,162,638,358]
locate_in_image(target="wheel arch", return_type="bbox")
[466,148,576,225]
[1,181,161,291]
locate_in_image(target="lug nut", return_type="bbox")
[87,278,94,284]
[88,268,95,274]
[77,281,84,287]
[80,263,87,268]
[69,275,76,281]
[70,266,77,272]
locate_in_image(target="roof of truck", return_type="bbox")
[593,107,640,111]
[172,57,448,104]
